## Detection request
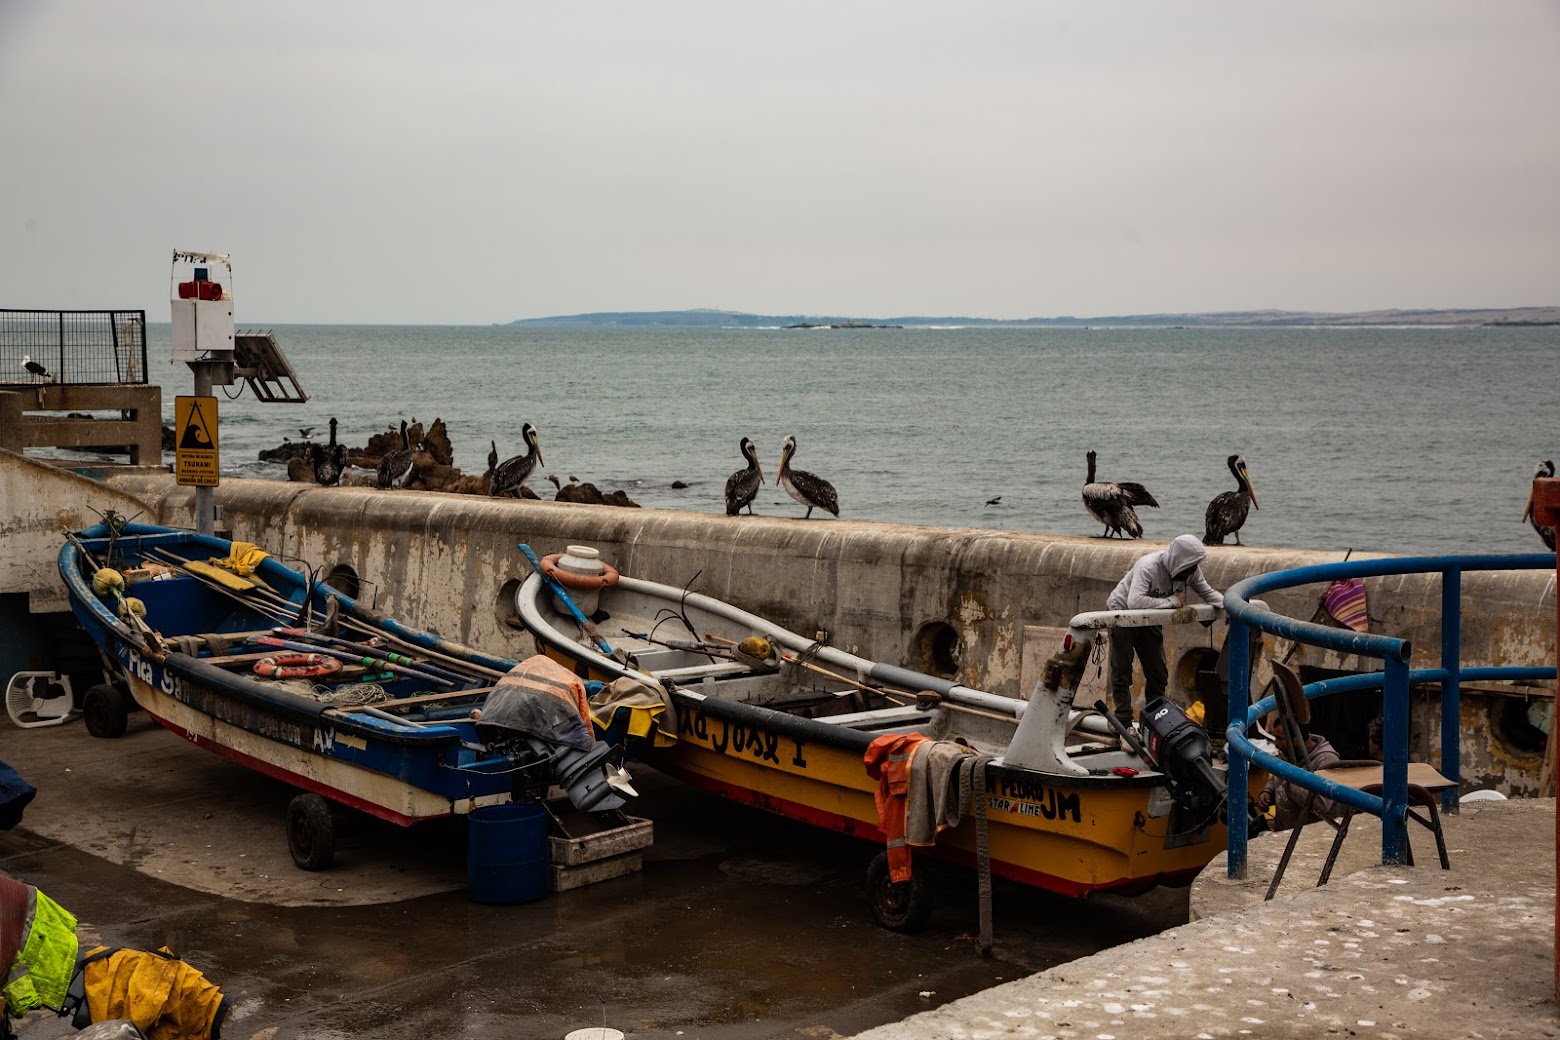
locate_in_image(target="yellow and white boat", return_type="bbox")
[517,548,1261,930]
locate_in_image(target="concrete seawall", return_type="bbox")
[79,471,1556,793]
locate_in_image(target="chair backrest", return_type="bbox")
[1267,659,1313,768]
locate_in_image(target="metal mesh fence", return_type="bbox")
[0,309,149,386]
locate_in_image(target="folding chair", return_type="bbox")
[1262,659,1452,901]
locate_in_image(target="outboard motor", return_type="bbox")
[1142,696,1227,845]
[476,683,627,812]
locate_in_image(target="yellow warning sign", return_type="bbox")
[174,395,220,487]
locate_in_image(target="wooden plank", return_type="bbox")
[550,852,643,892]
[549,816,653,866]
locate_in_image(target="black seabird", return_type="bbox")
[312,417,345,486]
[376,420,415,490]
[1203,454,1259,545]
[1082,450,1159,539]
[724,436,764,516]
[1523,459,1556,551]
[985,496,1002,506]
[777,435,839,519]
[486,440,499,479]
[491,423,543,498]
[21,355,49,380]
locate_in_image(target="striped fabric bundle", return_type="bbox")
[1324,577,1370,633]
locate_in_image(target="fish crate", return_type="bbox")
[545,802,652,892]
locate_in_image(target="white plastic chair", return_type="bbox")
[4,672,76,728]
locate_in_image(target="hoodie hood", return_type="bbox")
[1162,534,1208,577]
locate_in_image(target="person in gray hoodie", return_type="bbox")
[1105,534,1225,727]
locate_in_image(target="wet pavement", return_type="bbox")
[0,715,1191,1039]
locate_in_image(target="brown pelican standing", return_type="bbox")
[491,423,543,498]
[777,435,838,519]
[376,420,415,490]
[1523,459,1556,551]
[311,417,345,486]
[724,436,764,515]
[1082,450,1158,538]
[1203,454,1258,545]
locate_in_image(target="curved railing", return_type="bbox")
[1224,553,1555,878]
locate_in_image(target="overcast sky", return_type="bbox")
[3,2,1557,324]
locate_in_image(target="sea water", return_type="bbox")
[136,323,1558,557]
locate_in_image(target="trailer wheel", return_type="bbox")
[287,793,336,871]
[82,683,129,739]
[867,850,934,932]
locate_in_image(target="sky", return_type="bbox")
[2,2,1558,325]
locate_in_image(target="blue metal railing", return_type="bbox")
[1224,553,1555,878]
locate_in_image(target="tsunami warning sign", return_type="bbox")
[174,395,220,487]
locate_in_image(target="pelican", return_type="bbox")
[1203,454,1258,545]
[21,355,49,380]
[376,420,415,490]
[311,417,345,487]
[491,423,543,498]
[1523,459,1556,551]
[724,436,764,515]
[777,435,839,519]
[1082,450,1158,538]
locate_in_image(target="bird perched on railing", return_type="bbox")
[491,423,544,498]
[1203,454,1258,545]
[21,355,50,381]
[1082,450,1158,538]
[376,420,415,490]
[1524,459,1556,551]
[777,435,838,519]
[725,436,764,515]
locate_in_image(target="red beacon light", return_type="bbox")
[177,266,224,301]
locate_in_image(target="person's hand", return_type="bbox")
[1256,789,1274,811]
[1170,605,1197,625]
[1172,592,1187,607]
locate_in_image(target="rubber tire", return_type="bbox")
[287,793,336,871]
[82,683,129,739]
[866,850,934,933]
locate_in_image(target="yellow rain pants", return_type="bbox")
[82,946,227,1040]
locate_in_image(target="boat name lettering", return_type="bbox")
[119,647,178,696]
[315,727,335,753]
[680,708,791,767]
[990,780,1082,823]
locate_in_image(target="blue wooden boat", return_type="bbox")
[59,522,629,870]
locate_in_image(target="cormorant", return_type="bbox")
[1081,450,1158,539]
[491,423,543,498]
[312,417,344,486]
[1203,454,1258,545]
[1523,459,1556,551]
[777,435,839,519]
[724,436,764,516]
[376,420,415,490]
[486,440,498,479]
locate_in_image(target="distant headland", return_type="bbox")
[506,306,1560,328]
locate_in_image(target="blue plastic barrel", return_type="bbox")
[466,803,550,904]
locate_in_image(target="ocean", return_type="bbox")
[135,323,1558,558]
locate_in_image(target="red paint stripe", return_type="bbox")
[653,764,1185,898]
[140,708,426,828]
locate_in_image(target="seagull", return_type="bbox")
[298,427,315,439]
[21,355,49,380]
[777,435,839,519]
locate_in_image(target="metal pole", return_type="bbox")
[1381,651,1410,865]
[192,362,214,536]
[1440,567,1462,813]
[1226,615,1250,879]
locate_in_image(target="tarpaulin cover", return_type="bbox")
[0,759,35,831]
[82,946,226,1040]
[1324,577,1370,633]
[476,656,595,751]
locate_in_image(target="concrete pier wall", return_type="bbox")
[86,473,1556,794]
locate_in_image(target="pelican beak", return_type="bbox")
[1241,465,1258,510]
[536,447,545,468]
[757,462,766,486]
[1523,488,1535,524]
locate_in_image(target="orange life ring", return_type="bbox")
[254,652,342,680]
[539,553,620,591]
